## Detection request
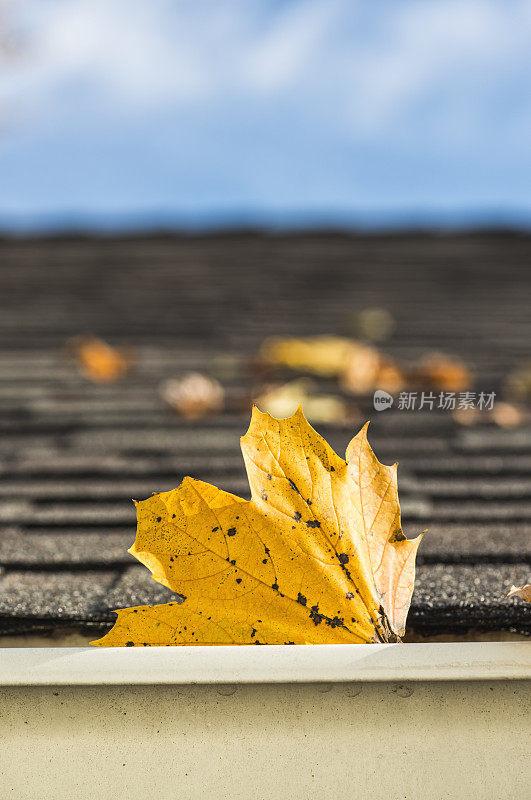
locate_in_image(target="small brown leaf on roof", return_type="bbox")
[504,362,531,402]
[347,307,396,342]
[413,353,471,392]
[506,584,531,602]
[160,372,224,418]
[490,402,525,429]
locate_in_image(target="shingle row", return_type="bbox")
[0,233,529,639]
[0,564,528,638]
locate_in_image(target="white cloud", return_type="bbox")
[2,0,530,137]
[341,0,531,134]
[243,0,337,93]
[0,0,530,221]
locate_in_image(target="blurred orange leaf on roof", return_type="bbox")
[70,336,134,383]
[413,353,471,392]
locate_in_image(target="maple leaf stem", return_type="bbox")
[376,612,402,644]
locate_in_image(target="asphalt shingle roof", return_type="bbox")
[0,232,529,639]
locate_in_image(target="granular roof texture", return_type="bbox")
[0,232,529,639]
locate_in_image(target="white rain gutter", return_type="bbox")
[1,642,530,800]
[0,641,529,684]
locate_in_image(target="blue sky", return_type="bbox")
[1,0,530,230]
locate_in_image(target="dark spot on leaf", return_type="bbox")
[156,517,162,522]
[262,558,268,564]
[227,527,237,536]
[306,519,321,528]
[251,628,257,638]
[330,466,335,472]
[267,474,272,481]
[288,479,300,494]
[310,608,323,626]
[272,582,279,591]
[230,559,236,565]
[346,592,355,600]
[126,641,134,647]
[297,593,307,606]
[293,511,302,522]
[338,553,349,564]
[236,578,242,584]
[212,526,219,532]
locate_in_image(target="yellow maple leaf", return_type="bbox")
[92,408,423,647]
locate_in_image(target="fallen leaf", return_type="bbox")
[490,402,525,429]
[92,408,423,647]
[413,353,471,392]
[452,402,527,429]
[375,358,405,393]
[347,307,395,342]
[504,362,531,402]
[160,372,224,418]
[452,407,481,426]
[255,379,350,424]
[339,342,382,393]
[70,336,133,383]
[260,335,355,376]
[506,584,531,602]
[260,335,402,395]
[341,350,404,395]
